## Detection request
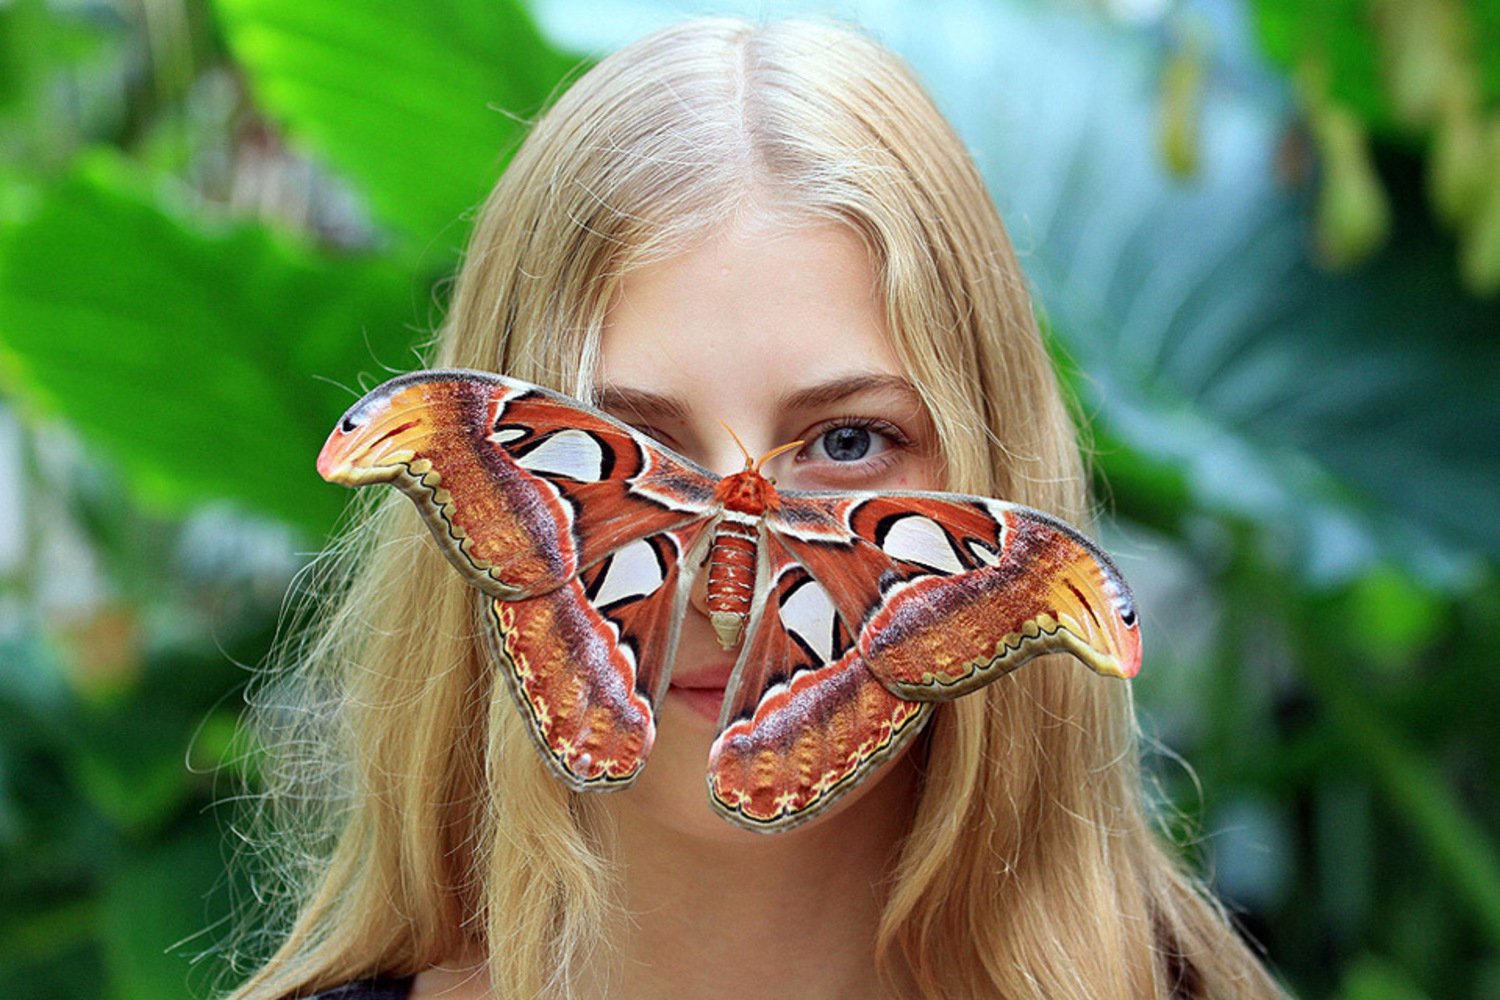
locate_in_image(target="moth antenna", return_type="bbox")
[753,439,805,473]
[719,421,755,469]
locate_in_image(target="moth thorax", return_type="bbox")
[706,518,758,649]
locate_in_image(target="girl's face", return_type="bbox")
[597,213,944,840]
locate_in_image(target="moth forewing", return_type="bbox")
[648,523,718,711]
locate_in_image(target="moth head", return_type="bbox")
[715,469,777,513]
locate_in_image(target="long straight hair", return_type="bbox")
[231,18,1285,999]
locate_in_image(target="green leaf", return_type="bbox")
[212,0,580,257]
[1249,0,1390,128]
[0,900,101,993]
[0,151,419,533]
[1342,565,1447,669]
[97,820,231,1000]
[60,631,249,836]
[1337,955,1432,1000]
[1247,0,1500,138]
[1304,651,1500,947]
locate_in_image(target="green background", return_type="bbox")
[0,0,1496,996]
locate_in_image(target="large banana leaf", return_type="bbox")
[0,0,585,536]
[0,153,416,533]
[214,0,579,259]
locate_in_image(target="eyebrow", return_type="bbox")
[593,384,690,423]
[777,372,925,412]
[596,373,925,422]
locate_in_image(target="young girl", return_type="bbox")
[232,17,1285,1000]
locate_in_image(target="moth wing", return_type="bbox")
[317,368,726,790]
[489,522,714,789]
[768,491,1142,699]
[317,368,718,598]
[707,533,933,832]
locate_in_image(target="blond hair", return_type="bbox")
[231,18,1284,999]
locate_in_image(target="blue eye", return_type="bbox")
[803,419,907,467]
[789,416,913,485]
[822,426,872,462]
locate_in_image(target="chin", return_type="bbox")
[608,694,755,843]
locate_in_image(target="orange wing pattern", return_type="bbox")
[319,371,719,790]
[768,492,1140,700]
[316,370,716,598]
[708,536,932,831]
[488,525,711,788]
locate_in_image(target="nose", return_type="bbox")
[688,552,713,620]
[698,441,752,479]
[683,428,763,631]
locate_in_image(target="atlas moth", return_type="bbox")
[317,369,1142,833]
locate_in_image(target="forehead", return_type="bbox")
[598,218,905,396]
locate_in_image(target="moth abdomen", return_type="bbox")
[706,516,759,649]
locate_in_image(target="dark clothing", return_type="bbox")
[304,978,414,999]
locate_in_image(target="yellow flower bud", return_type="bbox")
[1315,103,1391,267]
[1457,118,1500,295]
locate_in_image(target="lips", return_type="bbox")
[669,661,735,722]
[671,661,735,690]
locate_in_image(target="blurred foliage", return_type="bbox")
[0,0,1495,997]
[0,153,415,530]
[0,419,295,998]
[1249,0,1500,290]
[214,0,577,264]
[0,1,577,996]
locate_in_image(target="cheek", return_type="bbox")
[910,452,947,492]
[874,452,946,493]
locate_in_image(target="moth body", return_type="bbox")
[706,513,759,649]
[706,469,779,649]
